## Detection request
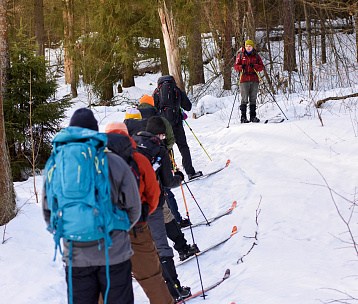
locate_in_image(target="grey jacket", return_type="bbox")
[42,151,141,267]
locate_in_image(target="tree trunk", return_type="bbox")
[63,0,78,97]
[101,83,114,102]
[34,0,45,56]
[0,0,16,226]
[246,0,256,41]
[283,0,296,72]
[122,61,135,87]
[304,2,314,91]
[158,0,184,91]
[320,6,327,64]
[187,0,204,86]
[355,12,358,63]
[159,35,169,75]
[222,0,233,90]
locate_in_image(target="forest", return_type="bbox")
[0,0,357,225]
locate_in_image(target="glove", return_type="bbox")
[182,112,188,120]
[250,63,254,69]
[242,64,246,70]
[174,170,185,181]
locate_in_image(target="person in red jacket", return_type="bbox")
[234,39,264,123]
[105,122,174,304]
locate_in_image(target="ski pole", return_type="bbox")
[179,183,206,299]
[254,68,289,120]
[227,86,239,128]
[169,151,210,226]
[169,152,206,299]
[182,119,212,161]
[183,182,210,226]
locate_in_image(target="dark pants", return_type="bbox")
[160,256,182,298]
[171,122,195,176]
[65,260,133,304]
[165,189,182,223]
[165,219,187,252]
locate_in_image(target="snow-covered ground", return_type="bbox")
[1,71,357,304]
[1,46,358,304]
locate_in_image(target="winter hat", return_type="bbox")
[139,94,154,106]
[69,108,98,131]
[146,116,166,135]
[245,39,255,47]
[124,108,142,120]
[105,122,129,135]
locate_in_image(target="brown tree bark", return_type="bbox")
[159,35,169,75]
[63,0,78,97]
[222,0,233,90]
[187,0,204,86]
[283,0,297,72]
[246,0,256,41]
[34,0,45,56]
[0,0,16,226]
[304,2,314,91]
[158,0,184,91]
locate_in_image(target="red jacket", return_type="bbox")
[234,48,264,83]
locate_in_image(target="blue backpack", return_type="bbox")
[44,126,130,304]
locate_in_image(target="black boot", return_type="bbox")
[240,104,249,123]
[178,244,200,261]
[249,105,260,123]
[160,256,191,300]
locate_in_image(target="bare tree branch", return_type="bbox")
[237,197,262,264]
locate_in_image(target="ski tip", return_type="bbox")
[223,268,231,279]
[231,201,237,209]
[231,226,238,235]
[226,159,231,166]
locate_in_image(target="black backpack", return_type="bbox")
[154,75,181,125]
[106,133,140,187]
[132,131,162,170]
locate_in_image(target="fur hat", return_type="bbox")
[139,94,154,106]
[69,108,98,131]
[146,116,166,135]
[105,122,128,135]
[124,108,142,120]
[245,39,255,47]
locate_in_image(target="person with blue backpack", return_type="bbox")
[42,108,141,304]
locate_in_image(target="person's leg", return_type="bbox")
[66,266,99,304]
[239,82,250,123]
[164,189,182,223]
[148,205,190,301]
[98,260,134,304]
[148,206,174,258]
[130,224,174,304]
[249,82,260,122]
[172,123,196,176]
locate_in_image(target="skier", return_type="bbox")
[105,122,174,304]
[153,75,202,180]
[234,39,264,123]
[138,94,191,228]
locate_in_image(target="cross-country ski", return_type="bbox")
[181,201,237,231]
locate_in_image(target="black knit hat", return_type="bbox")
[69,108,99,131]
[146,116,166,135]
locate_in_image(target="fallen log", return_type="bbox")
[315,92,358,108]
